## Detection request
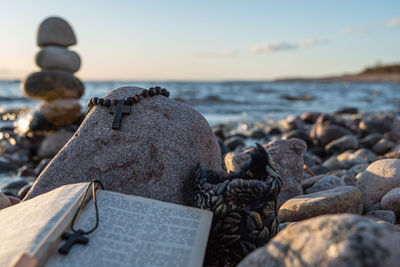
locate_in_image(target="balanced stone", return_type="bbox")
[23,70,84,101]
[25,86,221,205]
[36,46,81,73]
[279,186,362,222]
[37,17,76,47]
[238,214,400,267]
[39,99,81,126]
[224,138,306,206]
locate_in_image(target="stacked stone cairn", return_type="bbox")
[20,17,84,158]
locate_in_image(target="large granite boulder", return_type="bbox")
[224,138,306,206]
[25,86,221,205]
[357,159,400,212]
[238,214,400,267]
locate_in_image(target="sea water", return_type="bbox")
[0,80,399,126]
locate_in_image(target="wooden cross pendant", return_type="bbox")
[58,230,89,254]
[109,100,131,130]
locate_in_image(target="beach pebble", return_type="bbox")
[322,156,342,170]
[372,138,394,155]
[7,195,21,205]
[36,46,81,73]
[0,192,11,209]
[18,184,32,200]
[382,151,400,159]
[353,148,378,163]
[305,175,345,194]
[238,214,400,267]
[384,131,400,144]
[37,17,76,47]
[16,166,36,177]
[337,151,367,169]
[278,186,362,222]
[39,99,81,126]
[0,157,18,173]
[248,128,266,139]
[282,129,312,147]
[310,165,330,175]
[349,163,369,175]
[380,187,400,218]
[0,178,30,196]
[341,173,357,186]
[268,127,282,135]
[223,136,245,151]
[300,111,320,124]
[366,210,397,224]
[357,159,400,212]
[303,152,322,167]
[34,158,51,174]
[23,70,84,101]
[225,138,306,206]
[325,134,358,154]
[359,133,384,149]
[312,124,352,147]
[302,174,325,191]
[26,86,222,205]
[359,116,395,135]
[280,115,305,132]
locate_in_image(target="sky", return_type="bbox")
[0,0,399,81]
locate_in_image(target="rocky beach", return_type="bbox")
[1,12,400,267]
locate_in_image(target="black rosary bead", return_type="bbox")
[111,99,118,106]
[133,94,140,103]
[141,89,149,98]
[125,97,134,105]
[87,87,170,111]
[104,99,111,107]
[149,88,156,96]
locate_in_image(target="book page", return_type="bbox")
[46,190,213,267]
[0,183,88,267]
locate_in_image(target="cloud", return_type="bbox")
[342,28,367,35]
[250,39,327,54]
[195,49,239,58]
[386,17,400,27]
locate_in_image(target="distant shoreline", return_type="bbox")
[276,73,400,83]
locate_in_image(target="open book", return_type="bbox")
[0,182,213,267]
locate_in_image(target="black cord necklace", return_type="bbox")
[58,180,104,255]
[87,86,170,130]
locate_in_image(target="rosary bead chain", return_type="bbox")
[87,87,170,109]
